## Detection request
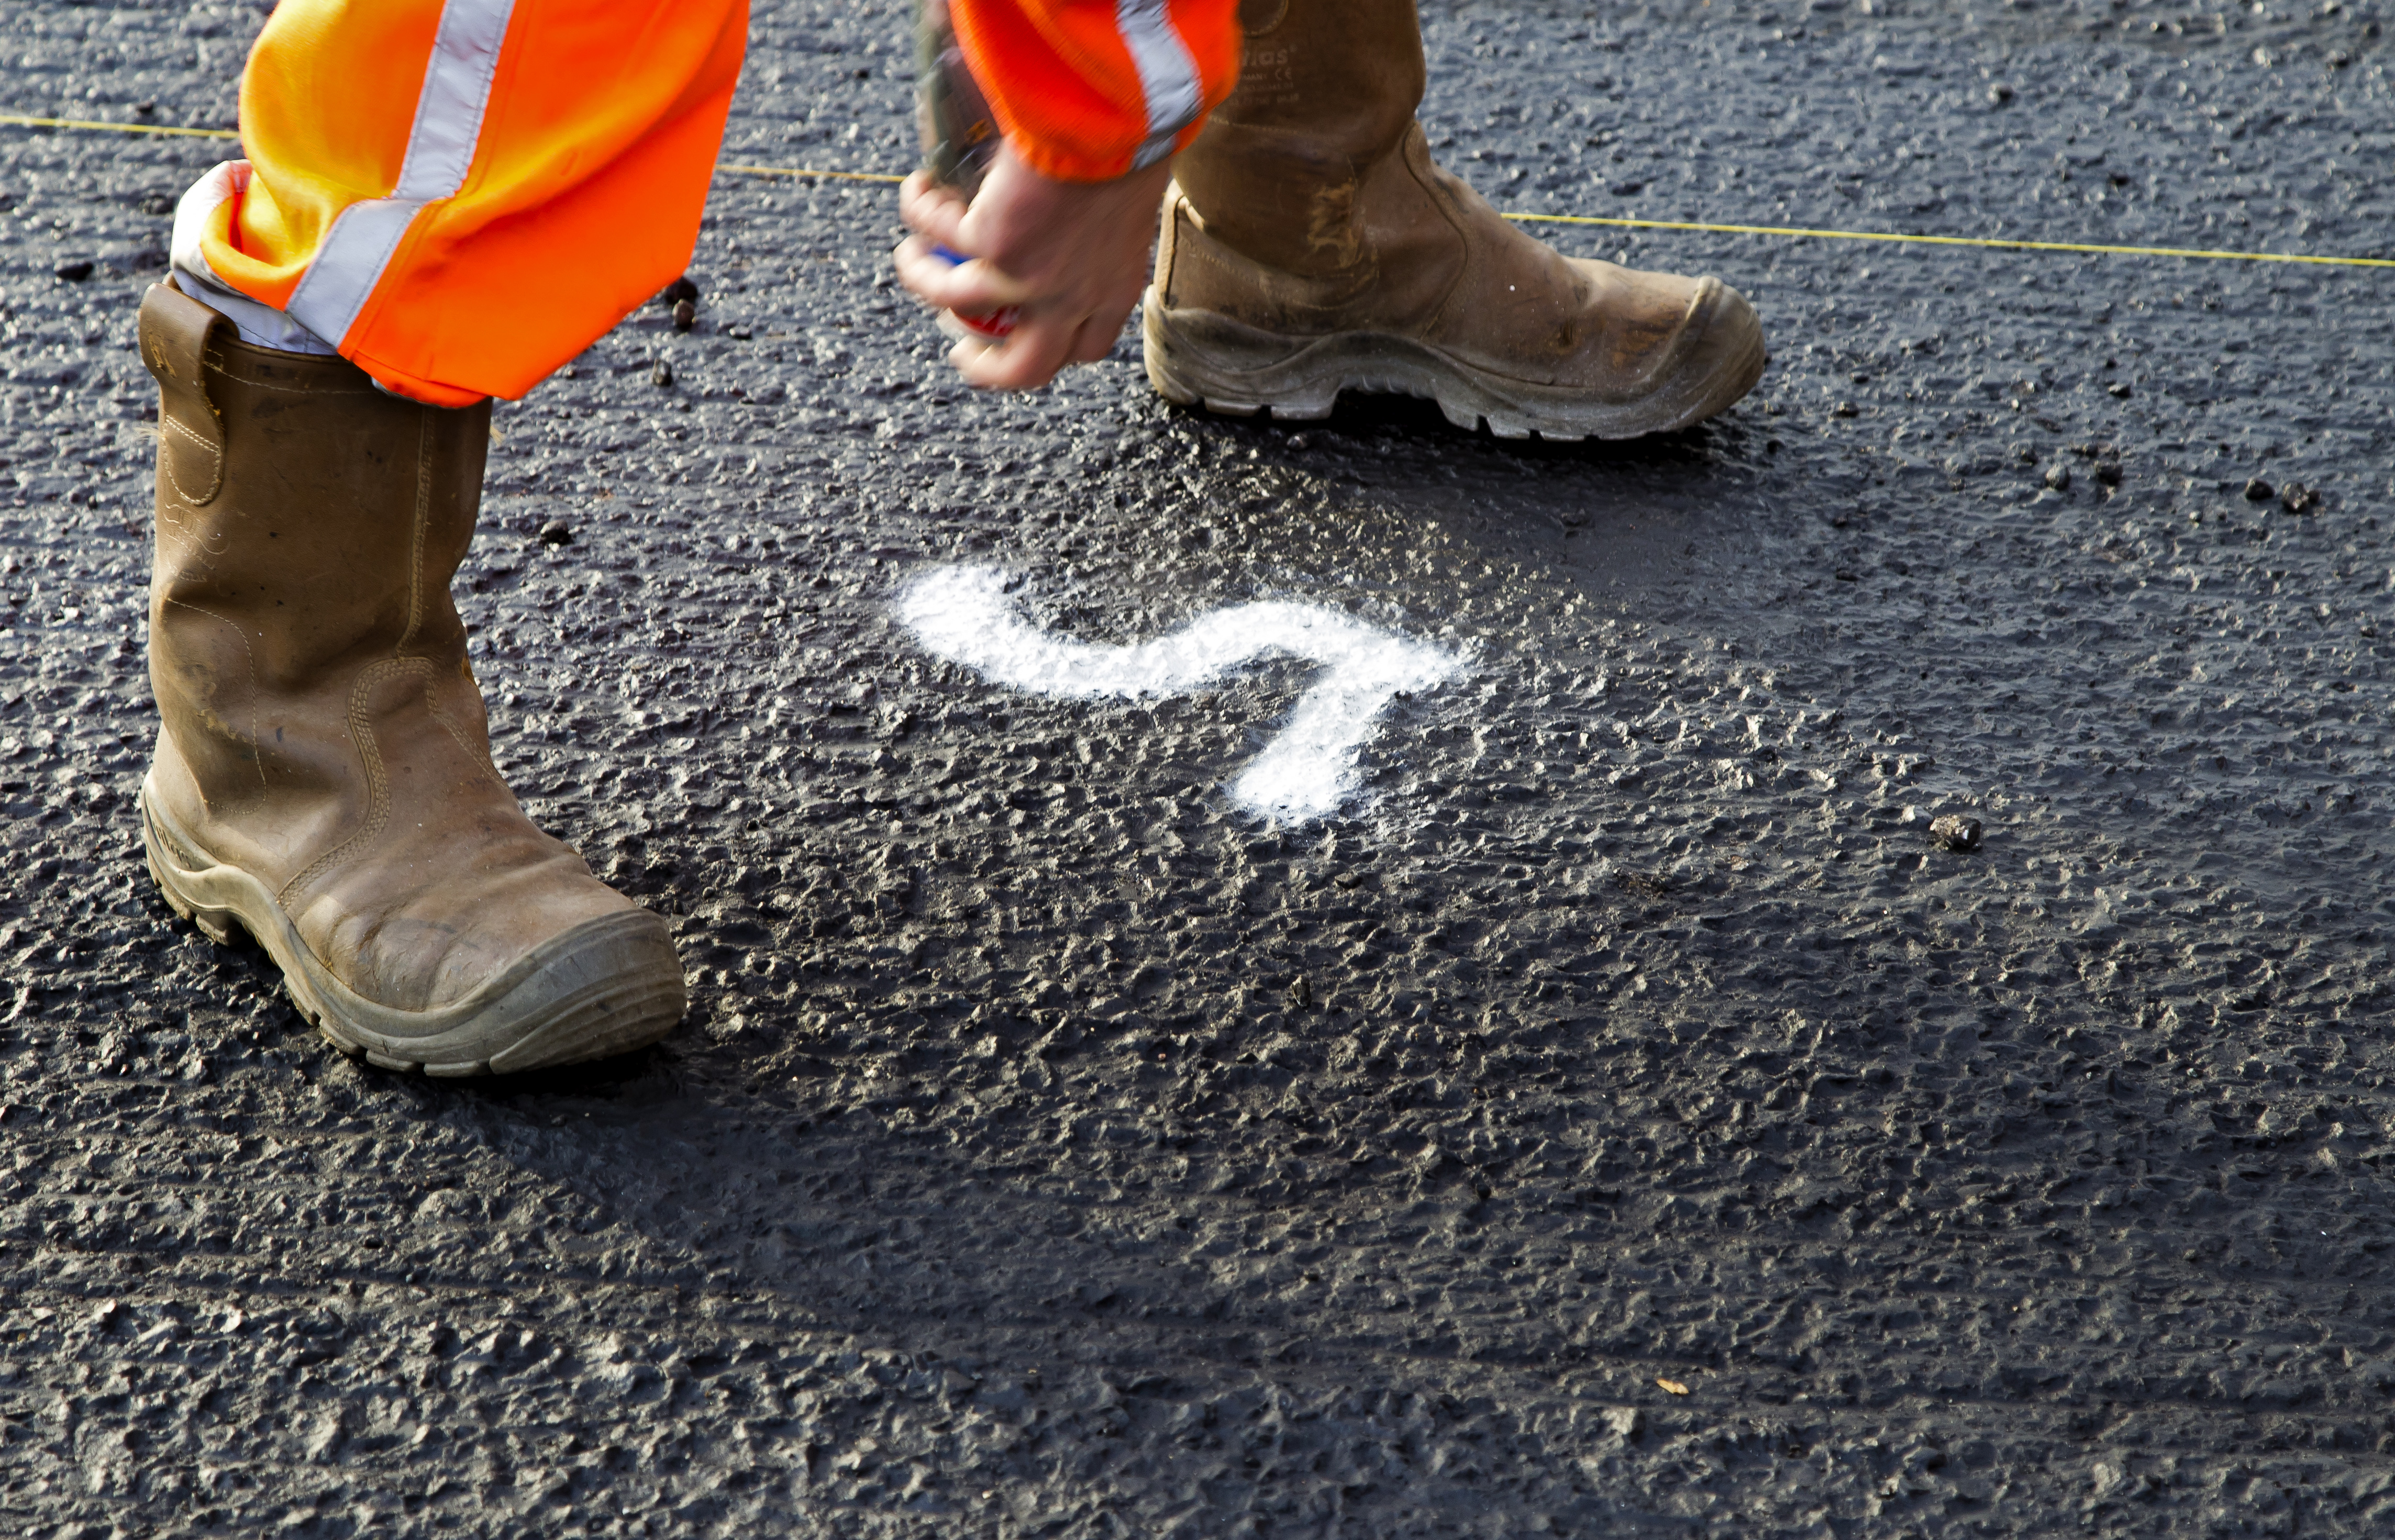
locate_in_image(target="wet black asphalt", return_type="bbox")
[4,1,2394,1534]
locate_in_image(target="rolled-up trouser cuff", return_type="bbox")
[170,162,340,359]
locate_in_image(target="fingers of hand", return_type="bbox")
[1065,309,1127,367]
[948,298,1136,390]
[892,236,1029,314]
[949,316,1078,392]
[897,170,966,243]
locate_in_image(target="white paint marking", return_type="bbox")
[898,567,1467,823]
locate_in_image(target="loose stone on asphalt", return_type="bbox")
[4,1,2395,1535]
[1927,813,1984,854]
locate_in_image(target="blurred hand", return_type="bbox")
[895,143,1174,391]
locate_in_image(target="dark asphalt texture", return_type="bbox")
[7,1,2395,1534]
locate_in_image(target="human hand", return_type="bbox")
[894,143,1174,391]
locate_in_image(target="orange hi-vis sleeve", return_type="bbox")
[196,0,747,407]
[951,0,1244,182]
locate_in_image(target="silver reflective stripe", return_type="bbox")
[285,0,518,348]
[1115,0,1203,169]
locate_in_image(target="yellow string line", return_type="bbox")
[722,160,2394,270]
[0,112,239,140]
[11,114,2388,271]
[1500,211,2395,269]
[718,161,905,184]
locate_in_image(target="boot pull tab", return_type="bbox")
[139,281,232,507]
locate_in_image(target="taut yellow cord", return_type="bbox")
[7,114,2389,271]
[1499,211,2395,270]
[0,111,241,141]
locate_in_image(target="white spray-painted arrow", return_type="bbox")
[896,566,1468,822]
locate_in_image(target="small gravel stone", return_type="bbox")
[2106,382,2132,398]
[1833,400,1858,417]
[1929,814,1983,852]
[1603,1407,1645,1439]
[650,362,674,387]
[537,520,573,547]
[2043,464,2070,490]
[54,259,93,282]
[2280,481,2319,514]
[2244,476,2275,501]
[672,299,696,333]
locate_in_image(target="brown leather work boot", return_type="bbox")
[135,281,685,1075]
[1145,0,1766,440]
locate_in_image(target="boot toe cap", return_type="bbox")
[1669,276,1769,424]
[478,908,689,1074]
[339,902,689,1075]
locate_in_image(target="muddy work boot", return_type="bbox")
[135,281,685,1075]
[1145,0,1766,440]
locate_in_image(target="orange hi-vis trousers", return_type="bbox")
[179,0,1243,408]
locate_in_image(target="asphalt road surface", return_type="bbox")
[5,1,2394,1534]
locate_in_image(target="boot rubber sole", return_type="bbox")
[1141,284,1767,442]
[139,782,687,1076]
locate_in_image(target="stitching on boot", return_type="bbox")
[423,685,500,782]
[412,419,502,779]
[158,415,225,505]
[210,366,376,396]
[397,411,433,656]
[158,596,271,794]
[153,506,221,566]
[279,414,437,910]
[1404,131,1478,339]
[278,655,421,907]
[452,658,504,778]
